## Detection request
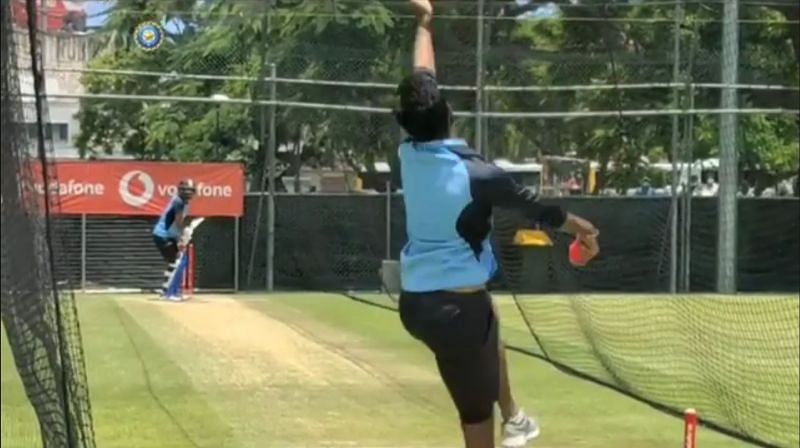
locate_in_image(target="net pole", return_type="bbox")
[385,180,391,260]
[234,217,240,291]
[245,1,274,290]
[683,80,697,292]
[475,0,485,156]
[246,121,265,288]
[245,23,272,289]
[669,0,684,294]
[482,7,492,159]
[80,214,87,291]
[717,0,739,293]
[190,245,195,294]
[681,24,699,292]
[24,0,72,443]
[266,62,277,292]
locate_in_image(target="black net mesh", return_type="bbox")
[36,216,237,292]
[244,194,388,292]
[497,294,798,448]
[9,0,791,446]
[490,205,799,448]
[236,10,800,440]
[1,1,95,446]
[343,193,799,448]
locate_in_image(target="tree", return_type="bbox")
[482,1,798,190]
[75,0,798,191]
[76,0,400,180]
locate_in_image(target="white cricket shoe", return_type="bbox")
[162,294,182,302]
[501,410,540,448]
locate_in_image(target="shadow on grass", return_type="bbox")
[111,302,200,448]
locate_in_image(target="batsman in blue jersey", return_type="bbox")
[152,179,196,299]
[396,2,600,447]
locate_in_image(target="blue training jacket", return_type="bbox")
[398,138,566,292]
[152,196,189,239]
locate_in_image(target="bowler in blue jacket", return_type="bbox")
[396,2,600,447]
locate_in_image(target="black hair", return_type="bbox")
[394,70,452,142]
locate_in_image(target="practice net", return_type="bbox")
[297,2,799,445]
[267,149,798,447]
[1,0,95,446]
[334,197,798,448]
[260,75,799,447]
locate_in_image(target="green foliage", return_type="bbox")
[75,1,798,188]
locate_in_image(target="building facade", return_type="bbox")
[14,0,94,159]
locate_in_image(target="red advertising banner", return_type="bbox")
[29,161,244,217]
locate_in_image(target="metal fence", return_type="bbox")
[26,0,800,295]
[57,194,799,294]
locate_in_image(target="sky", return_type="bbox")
[79,0,564,32]
[82,1,111,28]
[82,1,186,33]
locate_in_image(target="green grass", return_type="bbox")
[2,297,229,448]
[2,292,797,447]
[1,325,42,447]
[494,294,799,448]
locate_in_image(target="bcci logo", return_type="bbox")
[133,21,164,52]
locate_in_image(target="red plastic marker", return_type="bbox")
[683,408,698,448]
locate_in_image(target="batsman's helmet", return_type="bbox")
[178,179,196,199]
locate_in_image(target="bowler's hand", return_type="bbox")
[409,0,433,23]
[576,230,600,263]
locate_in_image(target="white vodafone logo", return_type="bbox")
[118,170,155,207]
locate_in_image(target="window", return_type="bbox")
[25,123,69,143]
[54,123,68,142]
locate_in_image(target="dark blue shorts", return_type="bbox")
[153,235,179,263]
[398,289,499,424]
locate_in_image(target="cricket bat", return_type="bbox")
[180,217,205,246]
[165,217,205,297]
